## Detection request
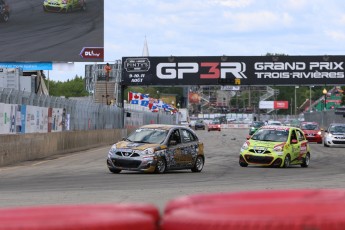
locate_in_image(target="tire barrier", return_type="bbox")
[162,189,345,230]
[2,190,345,230]
[164,189,345,214]
[0,204,159,230]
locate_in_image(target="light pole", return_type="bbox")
[309,86,314,112]
[323,88,327,111]
[295,86,299,116]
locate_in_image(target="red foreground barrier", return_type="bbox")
[162,189,345,230]
[164,189,345,214]
[0,204,159,230]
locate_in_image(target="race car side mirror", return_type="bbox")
[291,139,298,144]
[169,140,177,146]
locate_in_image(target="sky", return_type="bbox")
[48,0,345,81]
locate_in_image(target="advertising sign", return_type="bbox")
[0,62,53,71]
[122,56,345,86]
[259,101,289,109]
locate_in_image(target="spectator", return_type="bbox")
[104,63,111,81]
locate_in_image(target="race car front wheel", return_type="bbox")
[81,3,86,11]
[108,167,121,174]
[283,155,290,168]
[155,157,166,174]
[1,13,9,22]
[239,162,248,167]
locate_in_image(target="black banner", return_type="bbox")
[122,56,345,86]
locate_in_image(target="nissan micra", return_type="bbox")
[239,125,311,168]
[107,124,205,174]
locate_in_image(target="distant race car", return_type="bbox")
[300,122,323,144]
[267,120,282,126]
[207,120,221,132]
[249,121,265,135]
[0,0,10,22]
[43,0,86,13]
[323,123,345,147]
[194,120,206,130]
[239,125,311,168]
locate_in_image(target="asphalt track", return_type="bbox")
[0,0,103,62]
[0,129,344,212]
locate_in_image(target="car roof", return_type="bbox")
[329,123,345,126]
[261,125,294,130]
[140,124,189,130]
[301,121,318,124]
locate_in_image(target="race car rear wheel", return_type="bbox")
[108,167,121,173]
[191,156,204,172]
[301,153,310,168]
[155,157,166,174]
[283,155,290,168]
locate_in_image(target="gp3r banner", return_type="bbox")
[122,56,345,86]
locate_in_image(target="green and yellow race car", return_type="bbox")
[43,0,86,13]
[239,125,311,168]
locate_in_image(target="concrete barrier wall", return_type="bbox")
[0,129,127,167]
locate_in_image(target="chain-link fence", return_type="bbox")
[304,110,345,130]
[0,87,177,133]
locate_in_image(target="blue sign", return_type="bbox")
[0,62,53,70]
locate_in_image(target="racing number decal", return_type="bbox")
[300,142,307,154]
[298,142,308,159]
[200,63,219,79]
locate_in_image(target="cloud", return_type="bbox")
[210,0,253,8]
[284,0,308,10]
[223,11,293,32]
[325,30,345,41]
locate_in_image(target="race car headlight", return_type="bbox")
[109,144,117,155]
[241,141,250,150]
[317,131,322,135]
[143,148,155,155]
[273,143,285,152]
[250,127,255,130]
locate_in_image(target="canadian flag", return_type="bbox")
[128,92,141,104]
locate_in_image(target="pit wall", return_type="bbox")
[0,129,127,167]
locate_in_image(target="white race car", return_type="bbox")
[323,123,345,147]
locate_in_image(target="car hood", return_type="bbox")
[303,130,320,134]
[249,140,284,148]
[115,141,166,151]
[329,132,345,135]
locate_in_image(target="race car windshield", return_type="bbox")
[301,124,319,130]
[252,122,264,128]
[251,129,288,142]
[329,125,345,134]
[126,129,168,144]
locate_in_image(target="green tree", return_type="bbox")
[45,75,89,98]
